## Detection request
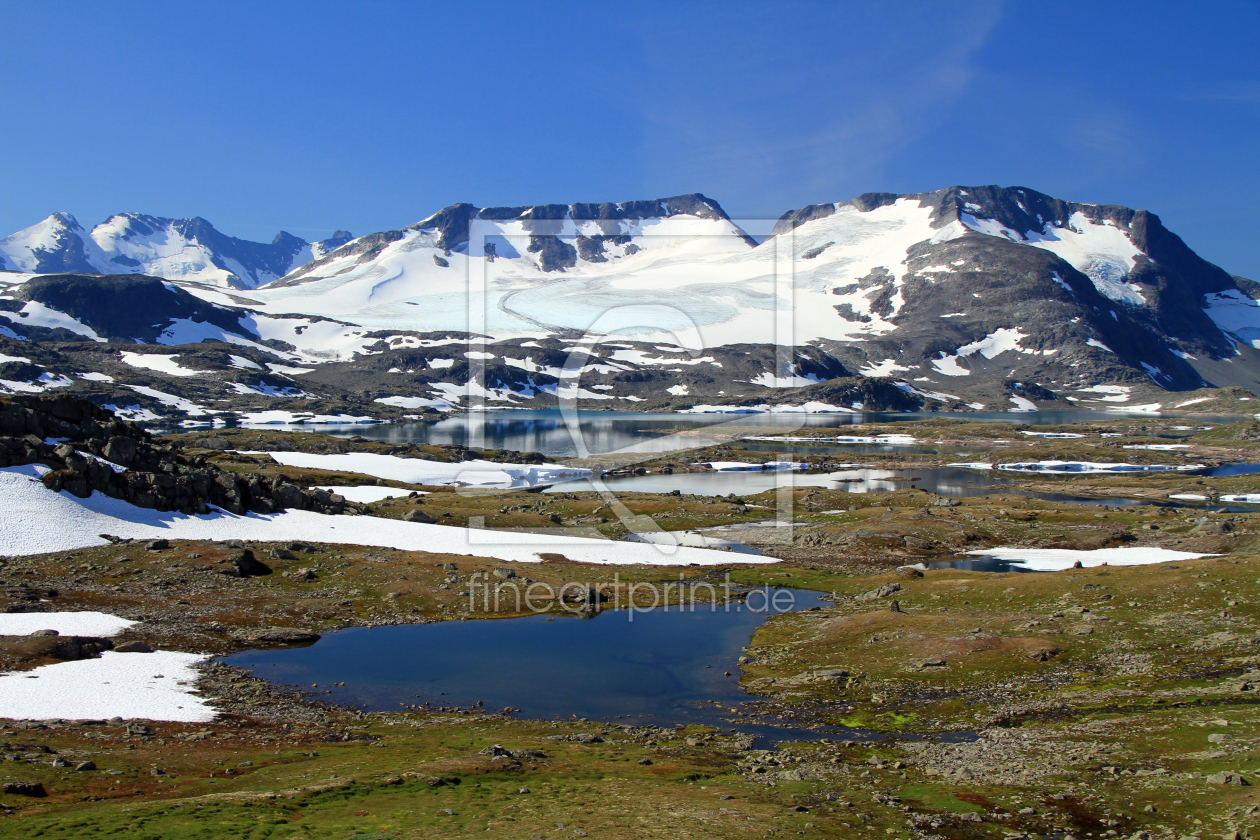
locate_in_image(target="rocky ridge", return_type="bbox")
[0,395,362,516]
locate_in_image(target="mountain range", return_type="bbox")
[2,185,1259,425]
[0,212,353,289]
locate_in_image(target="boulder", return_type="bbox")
[856,582,902,601]
[224,549,271,578]
[1194,520,1234,535]
[1,634,114,662]
[236,627,321,646]
[114,641,153,653]
[2,781,46,797]
[403,509,436,524]
[1207,772,1250,785]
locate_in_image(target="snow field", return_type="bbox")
[967,546,1214,572]
[0,611,135,637]
[264,451,592,488]
[0,465,758,566]
[0,651,214,722]
[309,485,428,504]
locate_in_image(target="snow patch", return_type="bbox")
[967,546,1213,572]
[0,301,104,341]
[859,358,911,377]
[119,351,200,377]
[0,611,135,637]
[930,328,1035,377]
[0,650,214,722]
[0,464,764,567]
[309,485,426,504]
[266,451,591,489]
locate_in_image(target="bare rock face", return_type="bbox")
[0,395,367,517]
[233,627,321,646]
[0,633,114,663]
[219,550,272,578]
[2,781,46,797]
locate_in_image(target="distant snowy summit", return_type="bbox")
[3,185,1260,416]
[251,185,1260,395]
[0,212,352,289]
[277,192,751,283]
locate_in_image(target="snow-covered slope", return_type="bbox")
[0,213,351,289]
[248,193,965,347]
[0,213,110,275]
[2,186,1254,415]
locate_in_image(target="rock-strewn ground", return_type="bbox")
[3,418,1260,837]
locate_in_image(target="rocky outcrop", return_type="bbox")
[0,395,363,516]
[0,631,114,664]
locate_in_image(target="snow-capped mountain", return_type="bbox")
[237,186,1260,411]
[2,186,1258,420]
[0,212,352,289]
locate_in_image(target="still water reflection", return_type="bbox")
[223,588,849,741]
[327,409,1217,459]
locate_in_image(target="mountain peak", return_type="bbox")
[0,211,351,289]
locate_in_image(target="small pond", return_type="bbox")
[223,588,858,742]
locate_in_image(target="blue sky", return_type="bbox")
[2,1,1258,277]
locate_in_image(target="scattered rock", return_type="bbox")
[222,549,271,578]
[2,781,46,797]
[114,641,153,653]
[1207,772,1250,785]
[235,627,321,646]
[856,582,902,601]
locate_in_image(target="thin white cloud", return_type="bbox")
[630,2,1005,216]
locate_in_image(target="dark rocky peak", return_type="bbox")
[930,185,1135,239]
[313,230,354,256]
[770,185,1145,240]
[408,194,744,254]
[13,273,250,343]
[269,230,306,248]
[408,203,479,252]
